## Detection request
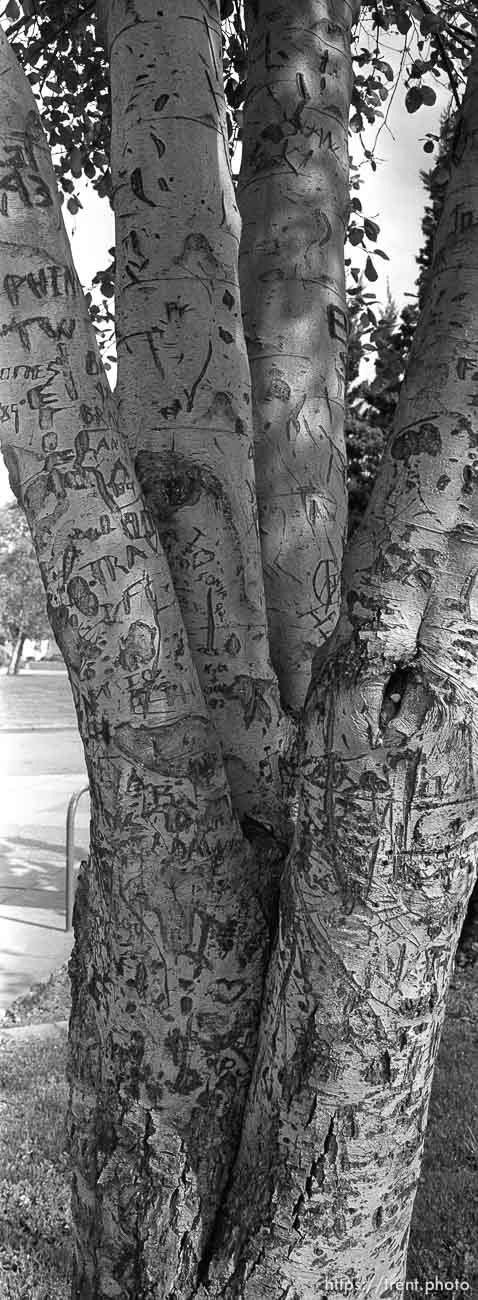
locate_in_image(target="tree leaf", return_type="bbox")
[5,0,20,20]
[70,147,83,179]
[421,85,437,106]
[396,10,411,33]
[375,60,394,82]
[365,256,378,282]
[405,86,423,114]
[364,218,380,241]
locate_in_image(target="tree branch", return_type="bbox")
[101,0,294,835]
[237,0,355,711]
[0,23,279,1294]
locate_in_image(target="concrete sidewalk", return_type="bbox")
[0,685,89,1013]
[1,906,74,1012]
[0,774,90,1013]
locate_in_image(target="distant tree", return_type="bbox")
[345,289,419,533]
[416,107,457,309]
[345,102,460,528]
[345,101,461,529]
[345,326,383,534]
[361,290,420,431]
[0,503,50,673]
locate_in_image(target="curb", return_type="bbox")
[0,1018,68,1042]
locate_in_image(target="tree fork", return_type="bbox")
[0,27,280,1298]
[1,6,478,1300]
[196,29,478,1300]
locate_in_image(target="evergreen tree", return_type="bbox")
[345,104,459,534]
[345,289,418,533]
[416,107,457,309]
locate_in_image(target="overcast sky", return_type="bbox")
[0,42,453,506]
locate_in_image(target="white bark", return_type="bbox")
[237,0,358,711]
[100,0,294,836]
[0,28,275,1297]
[201,37,478,1300]
[0,7,477,1300]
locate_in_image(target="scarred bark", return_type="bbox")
[238,0,358,711]
[197,37,478,1300]
[99,0,294,835]
[1,4,478,1300]
[0,28,275,1298]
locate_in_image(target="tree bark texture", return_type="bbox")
[0,3,477,1299]
[238,0,358,711]
[197,34,478,1300]
[101,0,294,835]
[0,24,275,1298]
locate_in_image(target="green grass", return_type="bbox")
[407,968,478,1297]
[0,1031,71,1299]
[0,969,477,1298]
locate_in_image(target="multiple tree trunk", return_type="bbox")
[0,1,477,1297]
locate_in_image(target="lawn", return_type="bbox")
[0,1029,70,1299]
[0,962,477,1298]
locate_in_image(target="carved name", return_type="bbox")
[3,264,80,307]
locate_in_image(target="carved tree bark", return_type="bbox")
[102,0,293,834]
[238,0,357,711]
[0,2,477,1299]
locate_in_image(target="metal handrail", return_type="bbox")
[65,785,89,931]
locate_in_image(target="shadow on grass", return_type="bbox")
[407,967,478,1297]
[0,967,477,1297]
[0,1032,71,1299]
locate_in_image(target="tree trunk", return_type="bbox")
[7,626,25,674]
[100,0,294,837]
[0,26,273,1298]
[198,36,478,1300]
[237,0,358,711]
[1,5,478,1299]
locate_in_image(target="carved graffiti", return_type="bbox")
[0,315,75,351]
[114,716,219,782]
[67,574,100,618]
[391,422,442,463]
[265,368,291,403]
[0,110,53,215]
[0,145,52,215]
[457,355,478,381]
[327,303,348,343]
[119,622,158,672]
[3,263,80,307]
[451,202,478,237]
